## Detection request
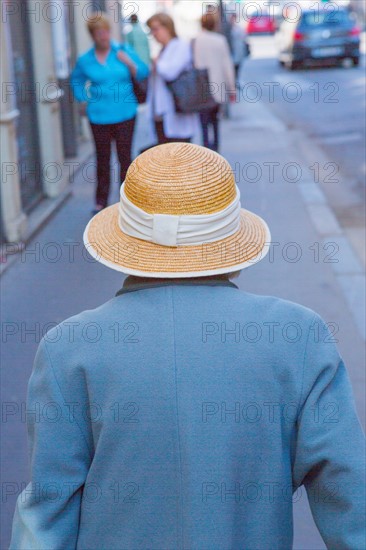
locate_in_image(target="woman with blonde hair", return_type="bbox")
[146,13,199,144]
[71,13,149,215]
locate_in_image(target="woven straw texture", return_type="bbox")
[124,143,236,214]
[84,143,270,276]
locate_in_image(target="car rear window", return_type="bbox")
[301,10,352,27]
[249,12,269,19]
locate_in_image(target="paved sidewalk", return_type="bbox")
[1,99,364,549]
[222,98,365,549]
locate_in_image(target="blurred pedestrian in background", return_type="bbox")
[146,13,198,145]
[229,13,247,86]
[204,3,221,31]
[70,13,149,216]
[204,2,233,49]
[126,14,151,67]
[194,13,236,152]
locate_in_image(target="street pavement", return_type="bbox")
[246,34,366,267]
[1,37,365,550]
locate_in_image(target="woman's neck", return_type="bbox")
[95,44,110,54]
[161,36,173,48]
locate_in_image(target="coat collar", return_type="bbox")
[115,275,239,297]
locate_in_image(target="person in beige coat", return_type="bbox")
[193,14,236,152]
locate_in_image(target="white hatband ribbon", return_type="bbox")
[118,182,242,247]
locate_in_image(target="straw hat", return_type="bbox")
[83,143,271,278]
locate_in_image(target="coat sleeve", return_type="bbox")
[9,338,93,550]
[70,58,89,102]
[221,37,236,93]
[292,314,366,550]
[156,40,191,81]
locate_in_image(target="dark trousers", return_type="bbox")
[155,121,192,145]
[199,104,220,152]
[234,64,241,81]
[90,118,136,208]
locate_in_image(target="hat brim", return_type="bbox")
[83,204,271,278]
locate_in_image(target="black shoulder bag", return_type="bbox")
[165,40,217,114]
[132,75,148,104]
[120,44,148,104]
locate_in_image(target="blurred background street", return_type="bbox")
[1,0,365,548]
[247,33,365,264]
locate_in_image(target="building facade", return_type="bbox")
[0,0,123,244]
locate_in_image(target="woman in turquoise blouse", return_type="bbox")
[71,13,149,215]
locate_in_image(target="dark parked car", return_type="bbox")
[277,8,361,69]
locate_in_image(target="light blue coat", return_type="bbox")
[10,277,366,549]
